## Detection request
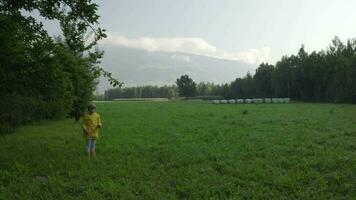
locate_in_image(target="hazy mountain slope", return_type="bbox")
[97,46,255,92]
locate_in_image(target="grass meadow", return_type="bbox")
[0,101,355,199]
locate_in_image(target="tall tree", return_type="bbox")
[0,0,122,131]
[176,75,197,97]
[254,62,275,98]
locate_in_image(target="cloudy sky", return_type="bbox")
[38,0,356,89]
[95,0,356,64]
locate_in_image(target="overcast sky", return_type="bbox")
[37,0,356,89]
[91,0,356,64]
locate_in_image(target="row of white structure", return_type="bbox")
[212,98,290,104]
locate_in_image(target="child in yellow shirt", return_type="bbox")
[82,103,102,156]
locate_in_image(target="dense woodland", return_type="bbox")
[229,38,356,103]
[106,37,356,103]
[0,0,120,132]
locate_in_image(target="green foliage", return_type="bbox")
[0,0,121,131]
[176,74,197,97]
[254,62,274,98]
[0,102,355,199]
[229,72,259,99]
[105,85,178,100]
[227,37,356,103]
[0,11,72,131]
[104,83,226,100]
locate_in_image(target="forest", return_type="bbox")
[0,0,120,132]
[105,37,356,103]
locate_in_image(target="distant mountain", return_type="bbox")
[97,46,255,92]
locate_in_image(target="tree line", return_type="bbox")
[104,85,178,100]
[225,37,356,103]
[0,1,120,132]
[141,37,356,103]
[104,78,237,100]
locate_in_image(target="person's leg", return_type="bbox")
[86,139,92,156]
[90,139,96,156]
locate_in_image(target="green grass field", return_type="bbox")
[0,101,355,199]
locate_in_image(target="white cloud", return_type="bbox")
[100,33,271,65]
[171,54,191,62]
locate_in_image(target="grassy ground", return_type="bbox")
[0,101,355,199]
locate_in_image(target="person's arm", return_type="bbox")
[82,115,89,135]
[97,114,102,128]
[83,128,88,135]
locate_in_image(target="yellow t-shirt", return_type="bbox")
[82,112,102,139]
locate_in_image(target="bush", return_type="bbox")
[0,93,72,134]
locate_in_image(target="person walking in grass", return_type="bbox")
[82,103,102,157]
